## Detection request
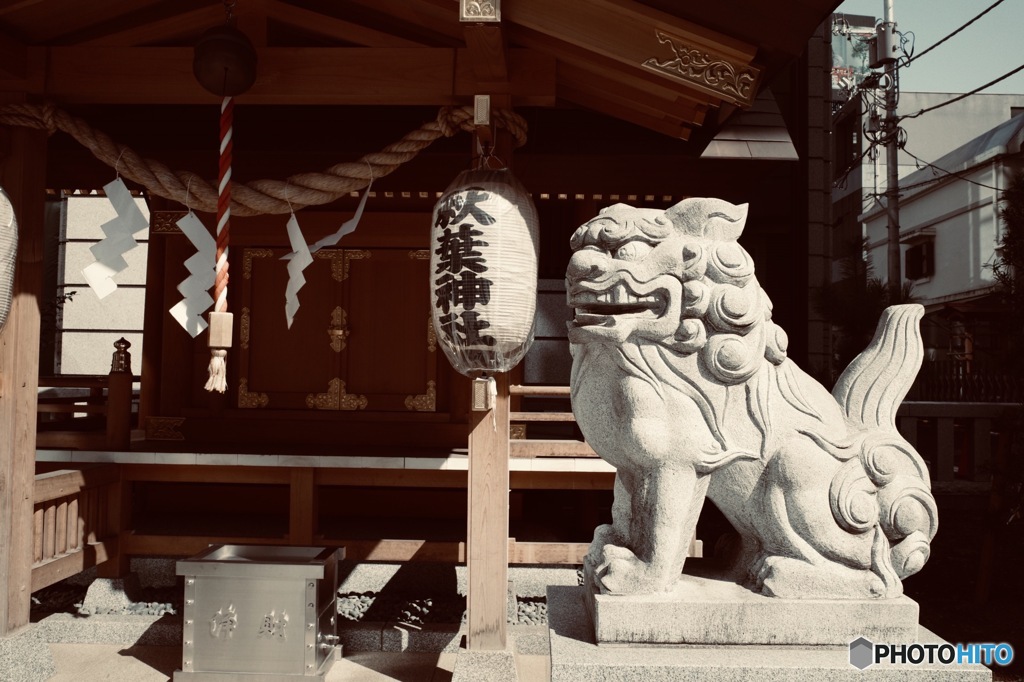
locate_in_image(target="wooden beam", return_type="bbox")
[0,0,44,16]
[40,47,556,106]
[0,30,26,80]
[559,61,708,127]
[265,1,426,48]
[504,0,761,107]
[463,24,508,84]
[510,439,597,458]
[559,85,693,141]
[235,0,269,49]
[508,23,717,109]
[0,124,47,635]
[341,0,462,44]
[466,372,510,651]
[288,467,315,545]
[77,5,227,47]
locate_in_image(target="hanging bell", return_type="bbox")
[193,24,258,97]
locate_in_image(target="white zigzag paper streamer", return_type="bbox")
[82,177,148,299]
[282,212,313,329]
[169,212,216,337]
[281,180,372,263]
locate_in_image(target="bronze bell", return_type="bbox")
[193,24,258,97]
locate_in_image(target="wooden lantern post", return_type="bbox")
[467,371,511,651]
[464,92,519,652]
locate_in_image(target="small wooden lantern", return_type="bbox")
[430,168,539,375]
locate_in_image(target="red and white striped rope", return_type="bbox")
[214,95,232,314]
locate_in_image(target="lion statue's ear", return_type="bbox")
[665,198,749,241]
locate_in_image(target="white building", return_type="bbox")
[860,112,1023,369]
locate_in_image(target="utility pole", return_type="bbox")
[881,0,901,300]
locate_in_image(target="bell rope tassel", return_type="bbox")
[205,311,232,393]
[206,95,233,392]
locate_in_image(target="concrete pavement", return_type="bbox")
[46,642,550,681]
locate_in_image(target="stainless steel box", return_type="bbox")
[174,545,345,681]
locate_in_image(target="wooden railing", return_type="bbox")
[509,384,597,458]
[36,338,136,451]
[31,464,123,592]
[909,361,1024,403]
[509,386,1016,483]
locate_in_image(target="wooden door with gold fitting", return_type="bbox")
[236,247,436,412]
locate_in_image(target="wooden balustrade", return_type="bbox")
[31,464,123,592]
[36,338,136,451]
[509,387,1016,482]
[910,362,1024,403]
[508,384,598,457]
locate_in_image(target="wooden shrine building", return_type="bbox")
[0,0,840,649]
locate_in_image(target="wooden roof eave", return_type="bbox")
[10,46,556,107]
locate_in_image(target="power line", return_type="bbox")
[899,148,1004,192]
[902,0,1006,66]
[899,63,1024,120]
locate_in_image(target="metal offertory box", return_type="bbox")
[174,545,344,681]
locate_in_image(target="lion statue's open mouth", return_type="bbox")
[570,284,668,327]
[567,198,937,600]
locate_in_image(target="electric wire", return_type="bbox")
[899,63,1024,120]
[899,148,1005,192]
[901,0,1006,66]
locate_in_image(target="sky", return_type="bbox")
[834,0,1024,95]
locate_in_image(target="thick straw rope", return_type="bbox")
[0,103,528,216]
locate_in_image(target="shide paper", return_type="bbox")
[82,177,148,299]
[169,211,216,337]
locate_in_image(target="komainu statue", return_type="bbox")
[567,198,937,599]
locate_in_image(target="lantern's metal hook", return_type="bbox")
[285,179,294,214]
[185,174,194,213]
[223,0,237,24]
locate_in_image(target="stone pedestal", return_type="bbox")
[548,586,992,681]
[585,572,919,645]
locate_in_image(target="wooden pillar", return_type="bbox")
[0,126,47,635]
[466,371,510,650]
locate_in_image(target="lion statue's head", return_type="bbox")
[566,198,790,386]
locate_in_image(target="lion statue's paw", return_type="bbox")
[585,523,620,564]
[593,544,666,595]
[753,555,887,599]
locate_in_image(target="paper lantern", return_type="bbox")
[430,168,539,375]
[0,187,16,333]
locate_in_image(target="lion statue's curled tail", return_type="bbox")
[567,197,937,598]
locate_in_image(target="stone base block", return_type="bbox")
[585,571,919,645]
[550,586,992,681]
[451,638,519,682]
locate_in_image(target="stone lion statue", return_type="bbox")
[567,198,937,599]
